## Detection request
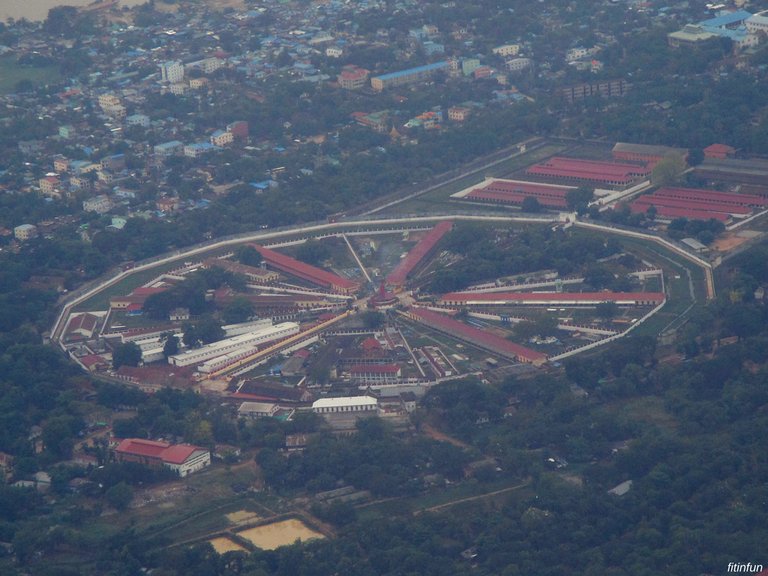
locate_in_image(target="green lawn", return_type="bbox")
[379,143,567,216]
[0,55,61,94]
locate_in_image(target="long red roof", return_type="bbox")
[115,438,205,464]
[628,203,729,222]
[115,438,169,459]
[632,196,751,215]
[251,245,359,291]
[408,307,547,362]
[654,186,768,207]
[386,221,452,286]
[527,157,650,184]
[440,291,665,304]
[466,189,569,208]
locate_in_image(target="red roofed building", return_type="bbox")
[65,313,100,341]
[250,244,360,294]
[110,286,169,310]
[462,178,576,209]
[114,438,210,477]
[703,143,736,160]
[405,307,547,365]
[439,291,665,307]
[203,257,279,284]
[527,157,651,187]
[338,66,370,90]
[386,221,452,290]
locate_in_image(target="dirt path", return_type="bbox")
[415,480,530,515]
[421,423,471,449]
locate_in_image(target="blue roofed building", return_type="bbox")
[154,140,183,156]
[371,61,449,91]
[669,9,760,50]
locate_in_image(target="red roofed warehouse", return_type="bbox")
[250,244,360,295]
[405,307,547,365]
[114,438,211,477]
[527,157,651,187]
[386,221,452,291]
[629,186,767,223]
[462,178,576,209]
[439,292,665,307]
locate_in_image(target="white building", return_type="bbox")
[565,47,591,62]
[168,322,300,367]
[185,57,222,74]
[83,195,113,214]
[14,224,38,241]
[493,44,520,57]
[506,57,532,72]
[312,396,379,414]
[238,401,280,419]
[747,11,768,34]
[210,130,234,147]
[326,46,344,58]
[160,60,185,83]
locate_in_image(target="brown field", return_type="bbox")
[236,519,324,550]
[712,233,748,253]
[209,536,248,554]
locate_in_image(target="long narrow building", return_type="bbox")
[386,221,452,291]
[168,322,300,367]
[461,179,576,209]
[439,292,665,307]
[405,307,547,365]
[250,244,360,295]
[527,157,651,187]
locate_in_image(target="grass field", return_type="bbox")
[379,144,567,216]
[356,477,532,521]
[0,55,61,94]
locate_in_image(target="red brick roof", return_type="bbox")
[115,438,169,459]
[115,438,205,465]
[703,143,735,155]
[160,444,203,465]
[408,307,547,363]
[527,157,650,185]
[386,221,452,287]
[653,186,767,206]
[250,244,359,292]
[441,291,665,304]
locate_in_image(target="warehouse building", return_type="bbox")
[371,61,449,91]
[405,307,547,365]
[312,396,379,414]
[527,157,651,187]
[438,292,665,307]
[114,438,210,477]
[385,221,452,291]
[460,178,577,209]
[168,322,299,367]
[250,245,360,295]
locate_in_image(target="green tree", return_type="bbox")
[565,187,594,214]
[235,245,263,267]
[651,154,687,186]
[162,334,180,359]
[596,301,619,320]
[361,310,384,329]
[221,297,254,324]
[521,196,542,213]
[105,481,133,511]
[296,240,331,265]
[112,342,142,369]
